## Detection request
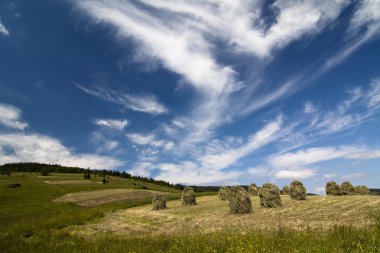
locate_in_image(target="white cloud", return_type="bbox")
[342,173,365,180]
[269,146,380,170]
[74,0,349,147]
[155,161,242,185]
[248,167,271,178]
[274,168,316,179]
[303,101,317,114]
[198,116,283,171]
[0,21,9,36]
[323,173,338,179]
[0,133,122,169]
[91,132,119,152]
[93,118,129,129]
[126,133,155,145]
[0,103,28,130]
[77,85,167,115]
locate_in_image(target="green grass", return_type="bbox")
[0,173,180,247]
[1,173,379,253]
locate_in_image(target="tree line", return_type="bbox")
[0,162,184,190]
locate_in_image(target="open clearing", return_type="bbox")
[73,195,380,236]
[54,188,167,206]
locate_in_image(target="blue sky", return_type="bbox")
[0,0,380,192]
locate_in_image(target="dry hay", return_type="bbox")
[54,189,162,207]
[248,183,259,196]
[326,181,343,196]
[354,185,370,195]
[182,187,196,206]
[152,194,167,210]
[229,185,252,214]
[290,180,307,200]
[282,185,290,195]
[258,183,282,208]
[218,186,230,201]
[341,181,355,195]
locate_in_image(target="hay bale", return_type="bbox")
[326,181,342,196]
[181,187,196,206]
[229,185,252,214]
[341,181,355,195]
[152,194,167,210]
[290,180,307,200]
[218,186,230,200]
[258,183,282,207]
[354,185,370,195]
[282,185,290,195]
[248,183,259,196]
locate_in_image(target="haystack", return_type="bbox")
[326,181,342,196]
[248,183,259,196]
[341,181,355,195]
[282,185,290,195]
[152,194,167,210]
[218,186,230,200]
[182,187,196,206]
[258,183,282,207]
[290,180,307,200]
[229,185,252,214]
[354,185,370,195]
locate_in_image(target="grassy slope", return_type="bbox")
[0,173,180,246]
[1,173,380,253]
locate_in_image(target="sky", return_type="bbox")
[0,0,380,193]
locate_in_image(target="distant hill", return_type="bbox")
[0,162,183,190]
[370,189,380,195]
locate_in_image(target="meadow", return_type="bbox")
[1,172,380,253]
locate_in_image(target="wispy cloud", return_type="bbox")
[77,84,168,115]
[0,20,10,36]
[0,103,28,130]
[274,168,316,179]
[93,118,129,129]
[342,173,365,180]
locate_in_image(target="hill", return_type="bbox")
[0,162,183,190]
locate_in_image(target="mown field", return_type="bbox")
[1,173,380,253]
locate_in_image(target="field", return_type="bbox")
[1,172,380,253]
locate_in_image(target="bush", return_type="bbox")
[7,183,21,188]
[102,177,109,184]
[248,183,259,196]
[258,183,282,208]
[326,181,342,196]
[40,168,50,176]
[181,187,196,206]
[152,194,167,210]
[341,181,355,195]
[140,185,148,190]
[218,186,230,201]
[282,185,290,195]
[229,185,252,214]
[290,180,307,200]
[354,185,370,195]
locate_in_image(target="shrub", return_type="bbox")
[102,177,109,184]
[229,185,252,214]
[290,180,307,200]
[282,185,290,195]
[218,186,230,201]
[354,185,370,195]
[7,183,21,188]
[84,173,91,179]
[181,187,196,206]
[258,183,282,208]
[248,183,259,196]
[152,194,167,210]
[326,181,343,196]
[140,185,148,190]
[40,168,50,176]
[341,181,355,195]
